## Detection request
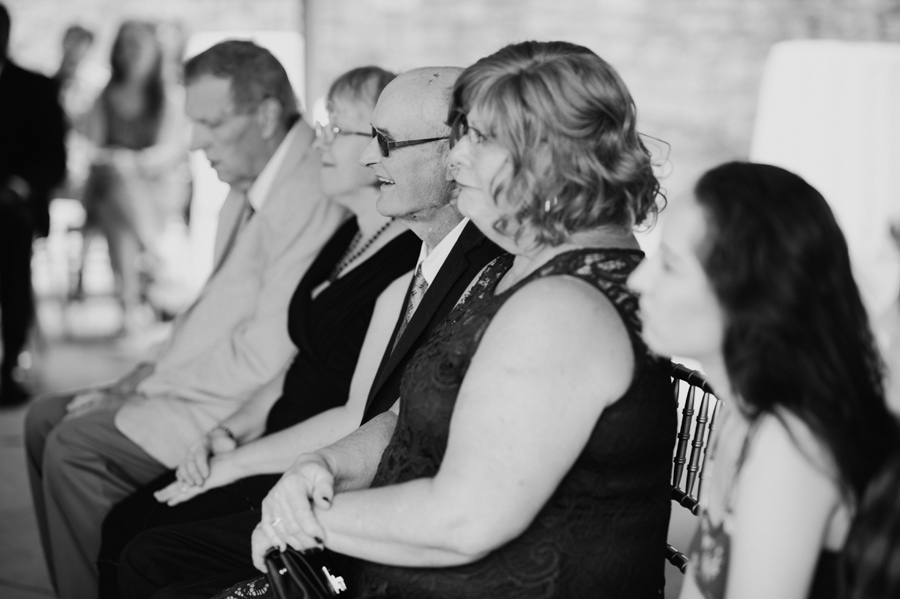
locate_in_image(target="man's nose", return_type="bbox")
[358,137,381,167]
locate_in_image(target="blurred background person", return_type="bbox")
[51,24,103,216]
[0,2,67,406]
[629,161,900,599]
[52,24,97,122]
[79,19,190,332]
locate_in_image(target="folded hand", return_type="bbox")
[253,454,333,569]
[175,431,237,488]
[64,388,127,419]
[155,455,238,506]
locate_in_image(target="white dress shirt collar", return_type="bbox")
[246,121,301,211]
[416,218,469,286]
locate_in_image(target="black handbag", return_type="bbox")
[264,547,348,599]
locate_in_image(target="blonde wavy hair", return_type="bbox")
[449,41,662,246]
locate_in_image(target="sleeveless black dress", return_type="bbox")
[348,248,676,599]
[266,219,419,433]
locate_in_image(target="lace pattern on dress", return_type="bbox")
[210,575,272,599]
[347,248,674,599]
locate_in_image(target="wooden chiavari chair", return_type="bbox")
[667,362,720,573]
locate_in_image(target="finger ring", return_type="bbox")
[270,517,282,527]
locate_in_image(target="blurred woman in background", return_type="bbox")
[629,161,900,599]
[80,20,190,330]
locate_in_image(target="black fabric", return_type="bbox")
[361,221,504,424]
[0,61,66,384]
[98,471,280,599]
[267,220,419,432]
[0,61,67,237]
[348,249,676,598]
[103,219,418,598]
[0,204,35,384]
[117,509,261,599]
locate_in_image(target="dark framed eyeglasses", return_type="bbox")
[448,110,490,147]
[314,122,370,145]
[371,127,448,158]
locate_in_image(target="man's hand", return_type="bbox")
[64,388,127,419]
[107,362,155,396]
[254,453,333,567]
[65,362,155,420]
[174,427,238,488]
[154,454,239,506]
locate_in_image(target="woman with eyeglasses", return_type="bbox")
[628,162,900,599]
[205,41,675,599]
[93,66,420,599]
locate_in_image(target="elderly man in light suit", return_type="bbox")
[24,40,345,599]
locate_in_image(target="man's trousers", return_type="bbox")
[25,393,168,599]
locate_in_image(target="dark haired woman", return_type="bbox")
[629,161,900,599]
[80,20,190,330]
[217,40,675,599]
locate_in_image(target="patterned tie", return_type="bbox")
[393,264,428,350]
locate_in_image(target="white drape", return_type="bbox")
[750,40,900,319]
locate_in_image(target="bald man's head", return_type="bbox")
[376,67,463,139]
[358,66,464,247]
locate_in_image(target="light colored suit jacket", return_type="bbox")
[115,123,346,468]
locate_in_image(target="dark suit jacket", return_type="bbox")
[361,220,505,423]
[0,61,67,237]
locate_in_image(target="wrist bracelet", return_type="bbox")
[210,424,237,443]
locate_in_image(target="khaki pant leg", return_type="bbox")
[41,406,168,599]
[24,391,76,590]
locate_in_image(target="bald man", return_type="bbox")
[114,67,504,599]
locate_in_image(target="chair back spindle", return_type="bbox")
[667,363,720,572]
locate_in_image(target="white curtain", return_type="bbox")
[751,40,900,319]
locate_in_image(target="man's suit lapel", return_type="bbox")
[386,243,469,373]
[365,222,483,406]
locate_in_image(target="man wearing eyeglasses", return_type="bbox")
[357,67,505,425]
[25,40,345,599]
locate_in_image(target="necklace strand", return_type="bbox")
[329,218,395,282]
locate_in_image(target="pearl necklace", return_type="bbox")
[329,218,395,282]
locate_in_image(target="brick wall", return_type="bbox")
[305,0,900,209]
[6,0,899,201]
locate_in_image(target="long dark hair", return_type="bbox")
[104,20,165,128]
[694,161,898,500]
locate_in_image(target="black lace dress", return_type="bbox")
[346,248,676,599]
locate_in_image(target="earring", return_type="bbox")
[544,196,559,212]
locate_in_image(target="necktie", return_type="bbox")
[213,193,253,275]
[393,264,428,350]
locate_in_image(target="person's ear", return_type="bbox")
[255,98,283,140]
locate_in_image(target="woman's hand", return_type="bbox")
[257,454,333,559]
[154,454,239,506]
[251,521,275,572]
[175,429,237,488]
